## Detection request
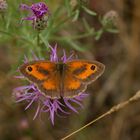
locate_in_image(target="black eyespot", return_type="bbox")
[27,66,33,72]
[91,65,96,70]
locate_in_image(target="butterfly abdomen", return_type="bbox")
[56,63,66,96]
[57,63,65,76]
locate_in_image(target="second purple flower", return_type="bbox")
[20,2,50,30]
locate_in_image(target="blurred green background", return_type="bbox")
[0,0,140,140]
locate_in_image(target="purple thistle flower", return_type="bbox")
[13,45,88,125]
[20,2,50,30]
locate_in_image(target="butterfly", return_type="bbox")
[19,60,105,98]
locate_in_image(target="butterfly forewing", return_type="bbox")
[63,60,105,97]
[19,61,61,98]
[66,60,105,84]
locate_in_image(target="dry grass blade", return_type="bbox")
[61,90,140,140]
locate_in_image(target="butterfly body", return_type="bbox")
[19,60,105,98]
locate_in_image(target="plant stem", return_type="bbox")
[37,31,40,46]
[61,90,140,140]
[1,13,6,26]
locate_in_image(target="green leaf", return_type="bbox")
[40,34,49,48]
[95,29,103,40]
[65,0,72,16]
[65,38,86,52]
[106,28,119,33]
[72,10,80,22]
[82,6,97,16]
[82,18,92,32]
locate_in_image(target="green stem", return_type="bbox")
[37,31,40,46]
[36,31,43,58]
[1,13,6,26]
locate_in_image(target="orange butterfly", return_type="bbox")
[19,60,105,98]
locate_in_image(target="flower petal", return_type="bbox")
[20,4,31,10]
[33,102,41,120]
[64,99,78,113]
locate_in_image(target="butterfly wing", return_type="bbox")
[63,71,87,98]
[63,60,105,97]
[19,60,105,98]
[19,60,61,98]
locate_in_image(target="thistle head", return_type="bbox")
[13,45,88,125]
[20,2,50,30]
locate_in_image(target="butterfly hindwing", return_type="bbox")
[63,70,87,97]
[38,74,61,98]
